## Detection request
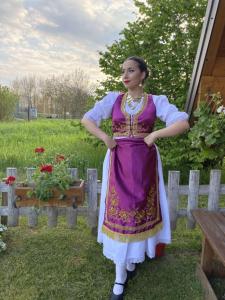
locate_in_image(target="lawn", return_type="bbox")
[0,217,205,300]
[0,119,225,299]
[0,119,106,181]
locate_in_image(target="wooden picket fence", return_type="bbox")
[0,168,225,230]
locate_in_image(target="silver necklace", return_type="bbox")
[126,93,144,110]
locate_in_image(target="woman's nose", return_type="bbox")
[123,71,128,78]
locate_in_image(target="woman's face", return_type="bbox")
[121,59,145,89]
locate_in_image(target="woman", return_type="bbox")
[81,56,189,300]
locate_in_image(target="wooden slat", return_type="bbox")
[168,171,180,230]
[87,169,98,229]
[208,170,221,211]
[212,57,225,76]
[187,170,199,229]
[0,182,9,192]
[47,207,58,227]
[209,212,225,239]
[26,168,35,182]
[217,26,225,57]
[7,168,19,226]
[192,210,225,266]
[1,192,8,224]
[66,207,77,229]
[201,237,214,275]
[0,207,9,216]
[202,0,225,75]
[28,208,38,227]
[196,264,218,300]
[98,183,225,195]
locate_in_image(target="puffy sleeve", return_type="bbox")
[82,91,119,126]
[152,95,189,127]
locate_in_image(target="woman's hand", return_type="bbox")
[144,132,158,147]
[103,135,117,149]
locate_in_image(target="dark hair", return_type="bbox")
[126,56,150,83]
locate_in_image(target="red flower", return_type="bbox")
[35,147,45,153]
[5,176,16,185]
[40,164,53,173]
[56,154,65,163]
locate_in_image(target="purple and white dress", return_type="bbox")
[83,92,188,265]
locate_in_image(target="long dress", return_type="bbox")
[83,91,188,265]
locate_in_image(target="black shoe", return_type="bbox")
[127,264,137,280]
[110,282,126,300]
[127,268,137,280]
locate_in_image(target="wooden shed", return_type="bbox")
[185,0,225,117]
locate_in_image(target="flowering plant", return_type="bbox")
[189,92,225,169]
[27,147,74,201]
[0,224,7,253]
[4,176,16,185]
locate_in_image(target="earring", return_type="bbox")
[139,82,143,87]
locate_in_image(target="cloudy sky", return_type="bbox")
[0,0,138,87]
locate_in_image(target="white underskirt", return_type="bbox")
[97,144,171,265]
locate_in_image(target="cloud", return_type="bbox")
[0,0,138,86]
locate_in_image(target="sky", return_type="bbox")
[0,0,138,87]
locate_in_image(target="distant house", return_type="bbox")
[185,0,225,118]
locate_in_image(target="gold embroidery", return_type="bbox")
[104,151,161,233]
[102,222,163,243]
[103,129,162,242]
[119,93,149,137]
[106,184,159,226]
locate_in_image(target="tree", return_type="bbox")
[97,0,207,108]
[12,76,39,120]
[11,70,92,118]
[0,85,18,120]
[40,71,92,118]
[91,0,209,183]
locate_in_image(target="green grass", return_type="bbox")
[1,119,224,184]
[0,217,205,300]
[0,119,225,299]
[0,119,106,180]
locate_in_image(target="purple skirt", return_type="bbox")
[102,138,162,242]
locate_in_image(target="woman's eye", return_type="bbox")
[121,69,134,74]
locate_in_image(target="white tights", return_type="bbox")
[113,262,136,295]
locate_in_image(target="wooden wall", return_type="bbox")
[196,2,225,106]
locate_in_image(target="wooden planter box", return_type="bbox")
[15,180,85,208]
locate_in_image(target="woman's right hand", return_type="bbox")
[103,135,117,149]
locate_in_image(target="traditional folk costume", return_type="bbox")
[83,92,188,265]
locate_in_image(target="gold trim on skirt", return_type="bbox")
[102,221,163,243]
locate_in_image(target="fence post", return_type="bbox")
[87,169,98,232]
[168,171,180,230]
[208,169,221,211]
[26,167,36,183]
[47,207,58,227]
[187,170,200,229]
[66,168,78,228]
[26,167,38,227]
[28,208,39,227]
[68,168,78,180]
[7,168,19,226]
[1,189,8,225]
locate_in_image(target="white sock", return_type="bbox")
[113,263,127,295]
[126,262,135,272]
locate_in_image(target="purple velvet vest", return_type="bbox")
[102,93,162,243]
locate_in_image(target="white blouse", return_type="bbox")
[83,91,189,127]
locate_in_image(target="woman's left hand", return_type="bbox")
[144,132,158,147]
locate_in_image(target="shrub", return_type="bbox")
[0,85,18,120]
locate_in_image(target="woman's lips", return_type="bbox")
[124,80,130,84]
